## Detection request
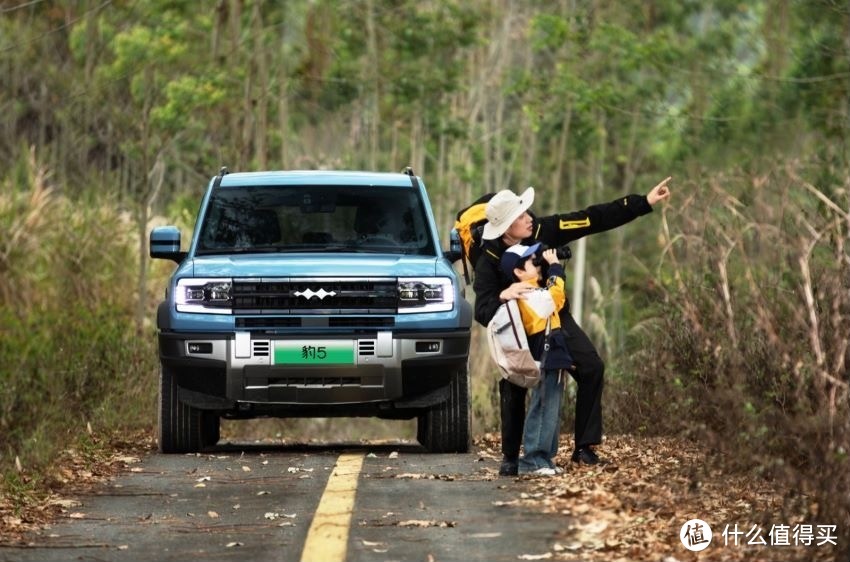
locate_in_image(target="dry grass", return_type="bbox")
[0,150,157,481]
[610,164,849,552]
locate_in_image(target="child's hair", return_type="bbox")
[509,255,533,281]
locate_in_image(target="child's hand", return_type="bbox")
[542,248,558,265]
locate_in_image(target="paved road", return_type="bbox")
[1,442,566,562]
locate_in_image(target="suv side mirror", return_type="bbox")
[150,226,187,264]
[443,228,462,263]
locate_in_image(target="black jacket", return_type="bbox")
[473,194,653,327]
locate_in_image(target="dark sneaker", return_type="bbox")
[571,446,601,465]
[499,457,519,476]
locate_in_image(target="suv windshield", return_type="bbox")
[195,184,436,256]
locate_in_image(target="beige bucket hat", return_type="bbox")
[482,187,535,240]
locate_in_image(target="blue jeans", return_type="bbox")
[518,369,565,473]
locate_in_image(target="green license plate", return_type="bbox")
[274,341,355,365]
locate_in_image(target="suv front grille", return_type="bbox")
[232,278,397,313]
[329,317,394,328]
[236,317,300,328]
[235,316,395,329]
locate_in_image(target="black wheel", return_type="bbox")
[158,365,203,453]
[417,364,471,453]
[202,412,220,447]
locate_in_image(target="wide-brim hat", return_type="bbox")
[482,187,535,240]
[500,242,542,278]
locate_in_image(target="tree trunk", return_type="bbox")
[550,105,573,214]
[366,0,379,170]
[229,0,245,168]
[252,1,268,169]
[212,0,227,61]
[410,109,425,176]
[278,6,290,169]
[135,68,154,332]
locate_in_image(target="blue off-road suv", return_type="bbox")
[150,168,471,453]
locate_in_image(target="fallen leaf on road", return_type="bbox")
[492,500,519,507]
[208,511,219,518]
[115,456,140,464]
[68,512,85,519]
[388,451,399,459]
[397,520,456,528]
[49,499,81,509]
[518,553,552,560]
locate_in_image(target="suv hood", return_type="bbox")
[186,254,443,278]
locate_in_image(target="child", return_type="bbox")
[500,242,575,476]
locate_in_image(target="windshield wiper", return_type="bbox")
[196,244,360,255]
[277,245,353,253]
[195,247,282,255]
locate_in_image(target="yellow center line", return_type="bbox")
[300,453,364,562]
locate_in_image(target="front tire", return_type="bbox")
[202,412,220,447]
[417,364,471,453]
[158,365,203,453]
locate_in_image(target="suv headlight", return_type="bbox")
[397,277,454,313]
[176,278,233,314]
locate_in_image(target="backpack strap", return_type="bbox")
[460,246,471,285]
[538,316,552,369]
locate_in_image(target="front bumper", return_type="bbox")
[158,329,470,414]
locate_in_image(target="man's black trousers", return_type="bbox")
[499,311,605,458]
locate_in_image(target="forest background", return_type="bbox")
[0,0,848,552]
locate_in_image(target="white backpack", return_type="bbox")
[486,299,547,388]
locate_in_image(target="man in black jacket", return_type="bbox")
[473,178,671,475]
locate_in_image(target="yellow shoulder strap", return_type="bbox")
[453,203,489,257]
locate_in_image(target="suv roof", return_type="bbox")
[219,170,417,188]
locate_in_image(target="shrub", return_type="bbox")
[613,164,849,545]
[0,151,157,480]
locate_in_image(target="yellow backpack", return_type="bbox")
[449,193,495,283]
